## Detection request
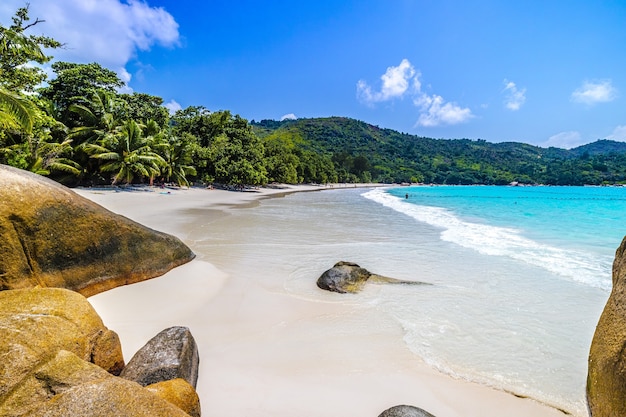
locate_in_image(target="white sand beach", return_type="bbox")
[83,185,569,417]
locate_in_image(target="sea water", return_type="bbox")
[191,185,619,416]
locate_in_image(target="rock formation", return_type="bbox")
[317,261,431,293]
[378,405,436,417]
[0,164,194,296]
[121,326,200,388]
[0,287,124,401]
[0,288,201,416]
[0,349,192,417]
[588,235,626,416]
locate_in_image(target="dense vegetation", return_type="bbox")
[252,118,626,185]
[2,5,626,188]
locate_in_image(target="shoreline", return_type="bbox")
[82,184,573,417]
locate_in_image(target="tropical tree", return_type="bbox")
[119,92,169,127]
[170,105,214,145]
[0,6,60,136]
[263,131,300,183]
[85,120,165,185]
[0,5,61,92]
[0,88,37,134]
[1,135,80,176]
[39,62,125,124]
[67,90,125,145]
[157,133,197,186]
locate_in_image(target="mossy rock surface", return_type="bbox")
[588,235,626,416]
[0,288,124,402]
[0,164,194,296]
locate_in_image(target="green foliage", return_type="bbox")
[252,117,626,185]
[85,120,165,185]
[0,88,37,134]
[173,108,268,185]
[0,5,61,92]
[119,93,169,127]
[156,134,197,187]
[39,62,125,123]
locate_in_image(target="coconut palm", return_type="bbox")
[158,135,197,187]
[67,90,124,144]
[2,136,80,176]
[0,88,36,134]
[86,120,165,185]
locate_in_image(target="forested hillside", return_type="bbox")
[252,117,626,185]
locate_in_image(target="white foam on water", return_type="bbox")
[363,188,612,290]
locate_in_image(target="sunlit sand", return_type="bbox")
[83,185,568,417]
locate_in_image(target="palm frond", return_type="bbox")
[0,88,36,133]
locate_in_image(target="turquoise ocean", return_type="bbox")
[193,185,621,416]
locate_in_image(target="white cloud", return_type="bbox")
[606,125,626,142]
[164,99,182,115]
[0,0,180,73]
[118,67,132,84]
[544,131,585,149]
[503,79,526,111]
[356,59,417,104]
[415,94,473,127]
[116,67,134,93]
[571,80,617,105]
[280,113,297,121]
[357,59,473,127]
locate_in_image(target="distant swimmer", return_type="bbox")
[405,193,409,199]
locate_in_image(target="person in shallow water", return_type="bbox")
[405,193,409,199]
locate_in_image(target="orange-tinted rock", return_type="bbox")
[0,164,194,296]
[0,288,124,400]
[146,378,201,417]
[588,236,626,416]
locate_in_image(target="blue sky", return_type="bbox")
[1,0,625,148]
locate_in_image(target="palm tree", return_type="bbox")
[158,135,197,187]
[0,20,49,135]
[0,88,36,134]
[1,136,81,176]
[86,120,165,185]
[67,90,123,144]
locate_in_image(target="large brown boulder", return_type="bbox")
[0,349,193,417]
[121,326,199,388]
[0,288,124,400]
[0,164,194,296]
[588,236,626,416]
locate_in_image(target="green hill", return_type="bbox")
[569,139,626,157]
[252,117,626,185]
